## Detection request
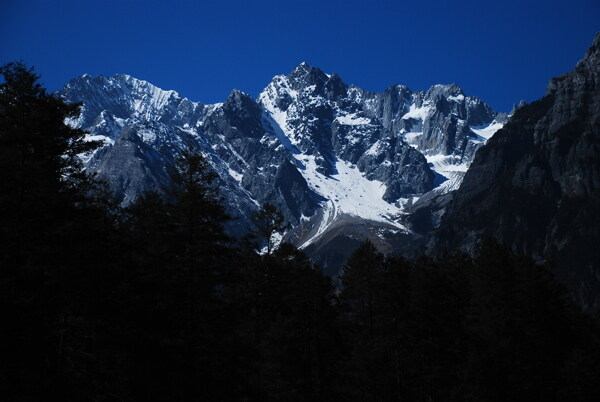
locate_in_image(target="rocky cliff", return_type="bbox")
[428,33,600,308]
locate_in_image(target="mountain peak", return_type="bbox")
[424,83,465,101]
[224,87,261,116]
[288,62,329,86]
[228,88,249,98]
[293,61,315,71]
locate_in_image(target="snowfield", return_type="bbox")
[293,154,406,248]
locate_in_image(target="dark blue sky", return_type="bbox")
[1,0,598,112]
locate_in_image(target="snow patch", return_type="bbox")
[139,128,157,143]
[228,168,243,183]
[335,114,371,126]
[426,153,469,174]
[448,94,465,102]
[402,103,431,121]
[296,154,405,248]
[404,131,423,144]
[79,134,113,163]
[84,134,113,146]
[471,121,504,141]
[365,140,384,156]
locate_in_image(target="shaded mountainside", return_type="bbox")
[427,33,600,308]
[60,63,504,272]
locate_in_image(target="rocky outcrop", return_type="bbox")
[428,33,600,308]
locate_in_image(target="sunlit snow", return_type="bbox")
[402,102,432,121]
[426,154,469,173]
[228,168,243,183]
[294,154,405,248]
[448,94,465,102]
[471,121,504,141]
[335,114,371,126]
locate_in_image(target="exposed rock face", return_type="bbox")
[258,63,437,204]
[428,33,600,308]
[59,63,503,271]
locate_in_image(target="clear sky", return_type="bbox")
[1,0,598,112]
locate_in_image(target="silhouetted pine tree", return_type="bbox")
[405,253,471,401]
[0,62,104,400]
[115,148,236,400]
[338,240,388,401]
[257,244,340,400]
[231,225,343,400]
[247,202,289,255]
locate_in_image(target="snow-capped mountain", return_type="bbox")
[60,63,505,269]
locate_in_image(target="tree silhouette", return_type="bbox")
[249,202,289,254]
[0,62,102,400]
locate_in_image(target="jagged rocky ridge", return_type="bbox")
[60,64,505,269]
[427,33,600,308]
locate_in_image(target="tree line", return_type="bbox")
[1,62,600,401]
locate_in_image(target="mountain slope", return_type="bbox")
[427,33,600,308]
[59,64,505,270]
[255,63,504,267]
